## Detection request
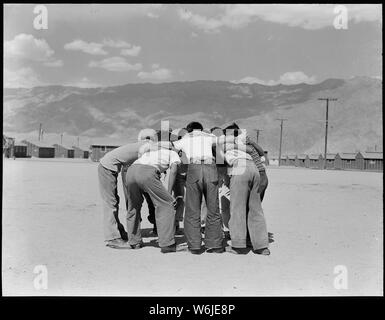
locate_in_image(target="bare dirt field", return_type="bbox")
[2,158,383,296]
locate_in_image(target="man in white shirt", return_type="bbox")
[218,127,270,255]
[124,133,181,253]
[173,121,223,254]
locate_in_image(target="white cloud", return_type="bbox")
[279,72,316,85]
[234,71,316,85]
[178,4,381,33]
[4,33,55,62]
[65,39,142,56]
[4,67,45,88]
[102,39,130,48]
[138,65,172,81]
[178,8,222,33]
[65,77,102,88]
[120,45,141,57]
[234,76,277,86]
[43,60,64,67]
[64,40,107,55]
[89,56,142,72]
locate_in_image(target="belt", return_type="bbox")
[189,159,215,164]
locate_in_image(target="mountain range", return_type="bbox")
[3,76,382,155]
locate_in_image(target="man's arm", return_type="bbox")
[167,163,178,194]
[245,145,256,155]
[246,136,265,156]
[217,135,230,166]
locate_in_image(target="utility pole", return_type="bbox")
[318,98,337,169]
[254,129,263,144]
[77,136,80,147]
[38,123,42,141]
[60,133,63,145]
[276,119,287,166]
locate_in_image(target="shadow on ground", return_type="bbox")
[140,228,275,249]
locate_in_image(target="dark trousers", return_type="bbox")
[98,164,127,241]
[144,192,156,224]
[184,164,223,250]
[173,172,186,222]
[125,164,175,248]
[258,170,269,202]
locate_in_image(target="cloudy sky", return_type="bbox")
[4,4,382,88]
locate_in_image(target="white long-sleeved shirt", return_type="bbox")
[133,148,181,173]
[173,130,217,163]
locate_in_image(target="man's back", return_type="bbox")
[100,141,148,172]
[173,130,217,163]
[133,148,181,173]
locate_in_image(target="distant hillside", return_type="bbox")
[3,77,382,154]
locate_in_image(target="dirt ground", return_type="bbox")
[2,158,383,296]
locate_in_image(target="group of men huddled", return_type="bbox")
[97,121,270,255]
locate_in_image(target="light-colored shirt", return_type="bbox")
[223,135,252,175]
[173,130,217,163]
[225,149,253,167]
[100,141,150,173]
[133,148,181,173]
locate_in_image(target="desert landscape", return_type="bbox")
[2,157,382,296]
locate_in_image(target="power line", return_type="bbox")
[275,118,287,166]
[318,98,337,169]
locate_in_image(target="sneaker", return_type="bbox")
[161,244,177,253]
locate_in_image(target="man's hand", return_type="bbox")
[172,197,178,209]
[173,196,183,209]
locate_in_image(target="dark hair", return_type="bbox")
[178,128,188,139]
[225,122,240,129]
[186,121,203,133]
[224,123,240,137]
